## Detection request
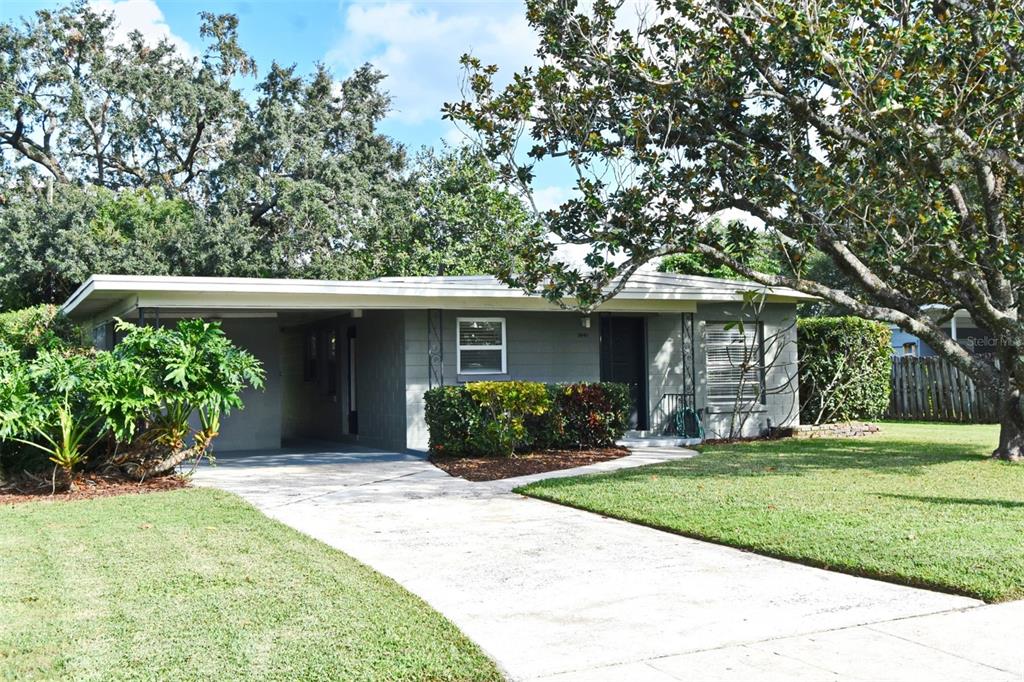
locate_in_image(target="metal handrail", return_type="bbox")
[653,392,701,437]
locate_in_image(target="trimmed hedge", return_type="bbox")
[798,316,892,424]
[425,381,631,457]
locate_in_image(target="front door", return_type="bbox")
[600,316,648,430]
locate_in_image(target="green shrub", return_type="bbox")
[465,381,552,457]
[0,319,264,487]
[0,305,79,357]
[425,381,631,456]
[424,386,482,457]
[798,317,892,424]
[549,382,632,448]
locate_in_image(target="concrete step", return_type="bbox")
[617,431,702,448]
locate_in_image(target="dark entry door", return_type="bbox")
[600,316,648,430]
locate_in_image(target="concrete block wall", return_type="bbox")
[647,313,689,434]
[692,302,800,439]
[402,309,601,451]
[214,317,283,452]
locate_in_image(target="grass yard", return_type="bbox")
[518,422,1024,603]
[0,488,502,682]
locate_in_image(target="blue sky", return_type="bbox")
[0,0,574,204]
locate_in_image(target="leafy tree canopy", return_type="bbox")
[0,2,533,309]
[447,0,1024,460]
[658,221,784,280]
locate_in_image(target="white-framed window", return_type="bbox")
[457,317,507,375]
[705,322,765,406]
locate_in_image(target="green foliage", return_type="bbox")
[211,63,413,282]
[0,489,504,681]
[464,381,552,457]
[425,381,631,457]
[798,317,893,424]
[424,386,482,457]
[659,223,785,281]
[0,349,122,483]
[448,0,1024,310]
[547,382,632,449]
[447,0,1024,457]
[112,319,265,447]
[0,2,253,191]
[0,305,79,357]
[401,146,542,278]
[0,186,230,311]
[0,5,536,310]
[0,320,264,483]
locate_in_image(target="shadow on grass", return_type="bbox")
[523,438,992,489]
[875,493,1024,508]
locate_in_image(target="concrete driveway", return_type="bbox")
[193,445,1022,682]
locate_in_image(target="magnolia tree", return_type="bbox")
[446,0,1024,460]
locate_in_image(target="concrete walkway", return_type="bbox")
[193,445,1022,681]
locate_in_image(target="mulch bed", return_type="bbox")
[0,473,188,506]
[430,447,629,482]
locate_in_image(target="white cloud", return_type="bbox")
[441,125,471,147]
[328,2,537,125]
[90,0,193,57]
[714,207,765,229]
[531,185,575,212]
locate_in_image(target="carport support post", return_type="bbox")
[136,307,160,328]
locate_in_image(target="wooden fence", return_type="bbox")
[888,356,998,422]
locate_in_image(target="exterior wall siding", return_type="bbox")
[403,309,601,450]
[692,302,800,439]
[213,318,283,452]
[354,310,408,450]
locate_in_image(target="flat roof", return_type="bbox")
[60,272,818,320]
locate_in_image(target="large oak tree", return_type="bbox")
[447,0,1024,460]
[1,2,534,309]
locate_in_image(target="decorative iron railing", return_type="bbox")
[652,392,698,435]
[428,309,444,389]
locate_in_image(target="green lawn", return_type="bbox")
[0,488,502,682]
[518,422,1024,603]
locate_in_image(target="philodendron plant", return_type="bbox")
[0,349,110,492]
[0,319,264,491]
[108,319,265,479]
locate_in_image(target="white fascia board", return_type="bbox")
[132,291,700,313]
[62,274,813,318]
[60,277,98,316]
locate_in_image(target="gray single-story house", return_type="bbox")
[60,272,812,452]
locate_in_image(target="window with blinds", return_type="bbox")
[705,322,765,406]
[457,318,507,374]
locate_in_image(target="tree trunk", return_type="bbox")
[142,443,204,478]
[118,441,206,481]
[993,392,1024,462]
